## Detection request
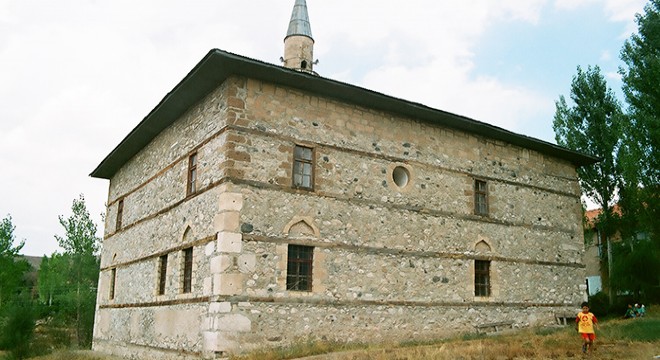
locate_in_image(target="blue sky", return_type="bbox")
[0,0,648,256]
[469,2,632,138]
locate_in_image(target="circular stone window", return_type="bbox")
[392,166,410,188]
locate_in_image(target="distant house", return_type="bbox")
[90,0,597,358]
[584,205,652,297]
[583,207,613,296]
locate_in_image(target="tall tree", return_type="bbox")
[616,0,660,302]
[52,195,101,348]
[554,65,623,211]
[620,0,660,189]
[553,65,624,301]
[0,215,30,309]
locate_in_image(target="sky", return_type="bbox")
[0,0,649,257]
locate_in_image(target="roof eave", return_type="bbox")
[90,49,598,179]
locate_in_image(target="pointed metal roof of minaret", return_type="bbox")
[286,0,313,40]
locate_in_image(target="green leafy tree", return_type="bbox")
[37,254,68,307]
[0,215,30,309]
[615,0,660,303]
[553,65,623,216]
[50,194,101,348]
[0,215,33,358]
[554,65,623,211]
[553,65,624,301]
[0,300,36,359]
[620,0,660,189]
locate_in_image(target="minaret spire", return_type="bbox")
[282,0,316,74]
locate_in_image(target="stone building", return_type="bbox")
[90,0,597,358]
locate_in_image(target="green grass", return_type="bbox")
[600,317,660,342]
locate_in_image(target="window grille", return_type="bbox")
[158,254,168,295]
[286,244,313,291]
[474,260,491,297]
[116,199,124,230]
[187,153,198,195]
[293,145,314,189]
[182,248,193,293]
[474,180,488,215]
[109,268,116,300]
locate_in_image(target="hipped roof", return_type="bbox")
[90,49,598,179]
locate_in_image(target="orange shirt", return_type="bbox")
[576,311,597,334]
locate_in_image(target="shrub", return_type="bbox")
[0,302,35,359]
[588,291,610,317]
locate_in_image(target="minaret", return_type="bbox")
[283,0,316,74]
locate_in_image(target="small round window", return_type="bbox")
[392,166,410,188]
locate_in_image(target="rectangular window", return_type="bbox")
[116,199,124,230]
[474,260,491,297]
[109,268,116,300]
[158,254,168,295]
[286,244,314,291]
[474,180,488,215]
[182,248,193,293]
[292,145,314,189]
[187,153,198,195]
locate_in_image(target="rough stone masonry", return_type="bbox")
[90,49,594,359]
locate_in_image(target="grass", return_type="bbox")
[232,307,660,360]
[3,309,658,360]
[4,350,120,360]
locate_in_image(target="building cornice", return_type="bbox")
[90,49,598,179]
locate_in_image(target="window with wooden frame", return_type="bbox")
[187,153,198,196]
[474,179,488,215]
[286,244,314,291]
[158,254,168,295]
[182,248,193,293]
[292,145,314,190]
[116,199,124,230]
[474,260,491,297]
[109,268,116,300]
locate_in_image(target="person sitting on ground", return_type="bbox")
[637,304,646,317]
[624,304,636,319]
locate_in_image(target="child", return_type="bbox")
[576,302,598,354]
[638,304,646,317]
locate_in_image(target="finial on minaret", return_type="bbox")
[283,0,317,74]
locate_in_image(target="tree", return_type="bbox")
[50,194,101,348]
[553,65,624,302]
[554,65,623,210]
[620,0,660,189]
[0,215,30,309]
[37,254,68,307]
[616,0,660,303]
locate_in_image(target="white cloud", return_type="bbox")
[0,0,641,255]
[554,0,597,11]
[605,71,622,81]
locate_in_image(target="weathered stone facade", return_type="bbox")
[91,50,594,359]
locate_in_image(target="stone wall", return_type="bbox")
[93,75,586,358]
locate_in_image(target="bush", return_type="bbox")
[0,302,35,359]
[588,291,611,317]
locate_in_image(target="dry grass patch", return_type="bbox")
[16,350,122,360]
[233,309,660,360]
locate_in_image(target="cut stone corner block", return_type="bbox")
[218,192,244,212]
[213,273,245,295]
[217,231,242,253]
[203,331,240,354]
[210,255,233,274]
[213,211,240,232]
[238,253,256,273]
